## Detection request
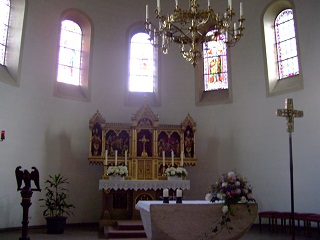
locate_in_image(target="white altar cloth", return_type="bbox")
[135,200,258,240]
[99,180,190,191]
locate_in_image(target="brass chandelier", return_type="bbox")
[145,0,245,66]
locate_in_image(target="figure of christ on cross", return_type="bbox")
[139,135,150,157]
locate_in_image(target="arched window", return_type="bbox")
[0,0,10,65]
[203,33,228,91]
[262,1,303,96]
[195,32,232,105]
[54,9,92,101]
[275,9,299,79]
[129,32,154,92]
[57,20,82,85]
[126,22,159,106]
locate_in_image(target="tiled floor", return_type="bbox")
[1,224,320,240]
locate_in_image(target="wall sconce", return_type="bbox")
[1,130,5,141]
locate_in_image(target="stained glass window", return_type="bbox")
[129,32,154,92]
[57,20,82,85]
[275,9,299,79]
[0,0,10,65]
[203,32,228,91]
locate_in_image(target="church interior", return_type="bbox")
[1,0,320,239]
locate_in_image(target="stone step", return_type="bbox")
[116,220,145,230]
[104,220,147,239]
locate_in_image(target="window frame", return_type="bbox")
[54,8,93,102]
[262,0,303,97]
[125,21,160,107]
[0,0,26,87]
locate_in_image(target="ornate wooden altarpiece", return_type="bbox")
[88,102,196,225]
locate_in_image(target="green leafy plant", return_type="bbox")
[39,174,75,218]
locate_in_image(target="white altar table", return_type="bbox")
[99,179,190,191]
[135,200,258,240]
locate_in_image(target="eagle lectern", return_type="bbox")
[15,166,41,240]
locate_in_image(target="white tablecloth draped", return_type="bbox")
[99,179,190,191]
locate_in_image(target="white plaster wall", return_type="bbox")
[0,0,320,229]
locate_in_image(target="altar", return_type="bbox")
[135,201,258,240]
[88,102,197,226]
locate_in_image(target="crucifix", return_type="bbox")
[139,135,149,157]
[276,98,303,240]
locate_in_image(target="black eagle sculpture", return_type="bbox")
[15,166,41,191]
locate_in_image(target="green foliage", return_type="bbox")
[39,174,75,218]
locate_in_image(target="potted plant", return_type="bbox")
[39,173,75,234]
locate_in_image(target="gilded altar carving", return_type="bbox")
[88,102,197,180]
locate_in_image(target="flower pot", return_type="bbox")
[46,217,67,234]
[109,175,124,180]
[167,176,182,181]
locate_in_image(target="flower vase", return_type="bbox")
[167,176,182,181]
[109,175,124,180]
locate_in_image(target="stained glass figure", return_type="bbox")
[203,32,228,91]
[57,20,82,85]
[129,32,154,93]
[275,9,299,79]
[0,0,10,65]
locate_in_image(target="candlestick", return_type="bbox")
[180,151,184,166]
[115,150,118,166]
[104,150,108,166]
[125,150,127,166]
[163,188,169,197]
[171,150,174,166]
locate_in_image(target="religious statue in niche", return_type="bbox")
[91,123,102,156]
[105,130,129,156]
[137,130,152,157]
[184,126,194,158]
[158,131,180,157]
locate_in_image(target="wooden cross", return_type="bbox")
[276,98,304,133]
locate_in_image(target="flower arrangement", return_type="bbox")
[204,171,255,236]
[106,165,128,177]
[165,166,188,177]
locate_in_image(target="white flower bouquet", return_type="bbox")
[106,165,128,177]
[165,167,188,177]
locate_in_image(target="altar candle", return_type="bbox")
[115,150,118,166]
[180,151,184,167]
[176,189,182,197]
[228,0,232,10]
[146,5,149,21]
[162,151,165,167]
[171,150,174,166]
[104,150,108,165]
[125,150,127,166]
[163,188,169,197]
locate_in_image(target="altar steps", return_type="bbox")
[104,220,147,239]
